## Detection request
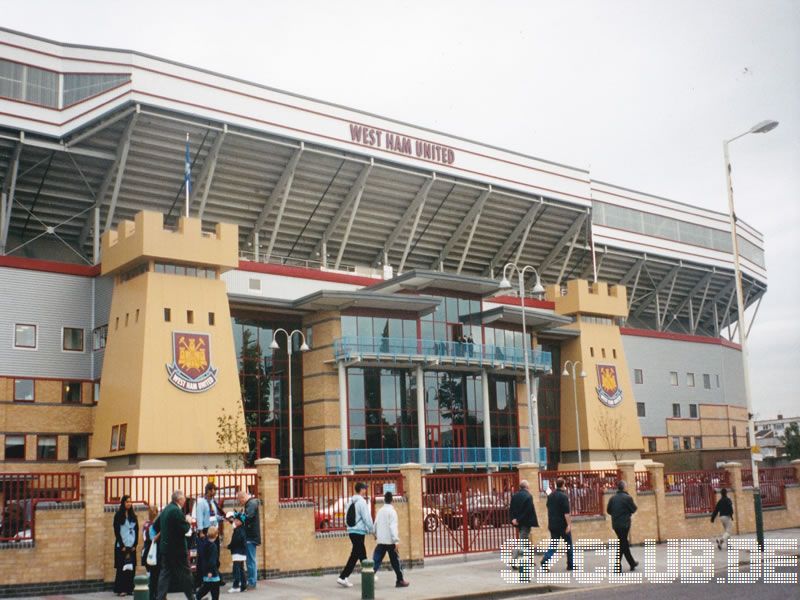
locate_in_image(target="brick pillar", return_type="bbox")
[79,459,107,581]
[723,462,745,535]
[255,458,280,578]
[616,460,638,501]
[399,463,424,565]
[792,459,800,483]
[645,462,665,542]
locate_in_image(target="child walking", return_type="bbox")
[196,526,221,600]
[226,511,248,593]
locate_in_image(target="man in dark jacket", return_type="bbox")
[606,480,638,573]
[237,490,261,590]
[155,490,194,600]
[509,480,538,571]
[711,488,734,550]
[541,478,573,571]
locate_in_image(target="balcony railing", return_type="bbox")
[325,447,531,473]
[334,337,552,372]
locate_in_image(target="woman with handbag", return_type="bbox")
[113,495,139,596]
[142,505,161,600]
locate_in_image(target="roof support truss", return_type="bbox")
[312,160,373,266]
[555,212,586,286]
[334,161,373,270]
[248,144,304,246]
[0,142,22,254]
[431,186,491,270]
[374,175,434,267]
[483,201,543,277]
[195,126,228,221]
[657,268,680,330]
[630,264,680,322]
[538,211,587,275]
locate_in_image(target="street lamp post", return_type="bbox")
[271,328,310,496]
[723,119,778,548]
[499,263,545,466]
[562,360,587,481]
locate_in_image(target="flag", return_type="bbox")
[184,133,191,216]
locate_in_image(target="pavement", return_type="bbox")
[15,528,800,600]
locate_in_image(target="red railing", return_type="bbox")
[538,469,620,492]
[0,472,80,542]
[104,472,257,508]
[634,471,652,492]
[664,470,729,514]
[564,484,605,517]
[760,480,786,508]
[279,472,404,531]
[742,466,797,488]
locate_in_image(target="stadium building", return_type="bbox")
[0,29,767,475]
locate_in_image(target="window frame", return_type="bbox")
[62,381,83,404]
[68,434,89,461]
[13,323,38,350]
[634,369,643,384]
[703,373,711,389]
[62,326,85,353]
[686,372,695,387]
[36,435,58,461]
[669,371,678,386]
[672,403,681,418]
[14,378,35,402]
[110,425,119,451]
[4,434,26,461]
[92,324,108,351]
[689,403,698,419]
[636,402,646,417]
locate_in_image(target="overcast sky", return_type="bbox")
[4,0,798,419]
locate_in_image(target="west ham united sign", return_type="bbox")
[166,332,218,393]
[596,365,622,407]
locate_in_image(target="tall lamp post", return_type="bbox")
[562,360,586,480]
[271,328,310,496]
[499,263,545,466]
[723,119,778,548]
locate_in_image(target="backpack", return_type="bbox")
[346,499,357,527]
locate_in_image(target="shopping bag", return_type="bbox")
[147,541,158,566]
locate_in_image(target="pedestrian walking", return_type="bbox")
[606,480,638,572]
[509,479,538,572]
[113,495,139,596]
[154,490,195,600]
[372,492,410,588]
[195,526,221,600]
[226,511,248,593]
[541,478,573,571]
[236,490,261,590]
[196,483,224,588]
[142,505,161,600]
[337,482,374,588]
[711,488,734,550]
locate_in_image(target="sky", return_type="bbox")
[3,0,798,420]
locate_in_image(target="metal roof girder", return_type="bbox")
[537,211,587,276]
[248,143,304,245]
[430,185,492,270]
[0,141,22,254]
[334,159,374,270]
[374,173,435,267]
[195,125,228,221]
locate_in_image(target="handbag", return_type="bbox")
[147,540,158,566]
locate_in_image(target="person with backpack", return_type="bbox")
[336,482,374,588]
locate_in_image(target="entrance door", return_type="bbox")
[426,425,440,464]
[452,426,466,463]
[258,430,275,460]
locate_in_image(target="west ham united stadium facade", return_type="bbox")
[0,28,767,475]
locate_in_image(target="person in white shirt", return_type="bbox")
[372,492,409,588]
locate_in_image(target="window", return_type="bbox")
[68,434,89,460]
[62,381,82,404]
[703,374,711,389]
[0,59,58,107]
[124,313,129,327]
[686,372,695,387]
[248,278,261,291]
[715,374,720,388]
[187,310,194,324]
[612,349,617,359]
[115,317,119,331]
[63,73,131,106]
[601,348,606,358]
[14,323,37,348]
[672,403,681,418]
[63,327,84,352]
[4,435,25,460]
[94,382,101,404]
[670,371,678,386]
[689,404,698,419]
[590,347,595,357]
[732,426,738,447]
[672,437,680,450]
[208,312,215,326]
[647,438,657,452]
[164,308,171,322]
[92,325,108,350]
[119,263,148,282]
[682,437,691,450]
[694,437,703,449]
[110,425,119,451]
[637,402,646,417]
[135,309,140,323]
[634,369,643,384]
[118,424,127,450]
[37,435,57,460]
[14,379,34,402]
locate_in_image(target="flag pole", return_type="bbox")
[184,133,190,218]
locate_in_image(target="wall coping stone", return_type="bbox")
[35,501,84,511]
[0,540,35,550]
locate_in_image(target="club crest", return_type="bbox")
[596,364,622,407]
[166,332,218,392]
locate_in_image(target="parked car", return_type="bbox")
[440,494,510,530]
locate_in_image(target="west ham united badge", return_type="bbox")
[166,332,218,392]
[596,364,622,407]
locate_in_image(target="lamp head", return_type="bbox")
[749,120,779,134]
[561,368,569,377]
[269,339,280,350]
[499,277,512,290]
[299,342,310,352]
[579,371,587,378]
[531,276,545,296]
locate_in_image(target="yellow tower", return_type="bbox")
[92,211,246,471]
[546,279,644,469]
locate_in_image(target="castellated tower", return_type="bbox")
[546,279,644,468]
[92,211,246,471]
